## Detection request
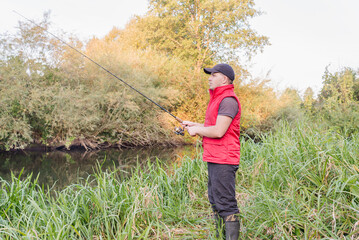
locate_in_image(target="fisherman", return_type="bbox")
[182,63,241,239]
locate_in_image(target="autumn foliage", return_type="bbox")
[1,2,358,150]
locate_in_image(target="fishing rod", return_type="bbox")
[14,11,185,136]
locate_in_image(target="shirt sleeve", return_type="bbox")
[218,97,239,119]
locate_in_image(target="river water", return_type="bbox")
[0,145,196,189]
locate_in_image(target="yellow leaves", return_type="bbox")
[237,78,281,129]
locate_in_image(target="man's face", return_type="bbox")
[208,72,226,90]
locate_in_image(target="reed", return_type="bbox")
[239,121,359,239]
[1,120,358,239]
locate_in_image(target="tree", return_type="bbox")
[280,88,302,107]
[303,87,314,112]
[108,0,270,125]
[116,0,269,76]
[319,67,358,107]
[317,67,359,136]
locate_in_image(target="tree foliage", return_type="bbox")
[0,15,183,150]
[303,87,314,113]
[1,4,315,150]
[319,67,359,107]
[312,67,359,136]
[117,0,269,74]
[112,0,270,129]
[280,88,302,107]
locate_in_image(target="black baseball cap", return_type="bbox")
[204,63,235,81]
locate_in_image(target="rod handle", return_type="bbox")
[175,117,183,123]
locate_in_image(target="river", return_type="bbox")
[0,145,196,189]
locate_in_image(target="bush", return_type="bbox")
[0,18,184,150]
[320,103,359,137]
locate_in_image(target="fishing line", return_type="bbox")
[13,11,184,135]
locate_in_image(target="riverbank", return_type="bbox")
[1,121,358,239]
[0,136,188,153]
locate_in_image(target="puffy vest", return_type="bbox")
[202,84,241,165]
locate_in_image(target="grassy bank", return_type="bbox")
[239,121,359,239]
[1,121,359,239]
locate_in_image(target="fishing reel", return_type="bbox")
[174,126,185,136]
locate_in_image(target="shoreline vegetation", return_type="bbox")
[1,7,358,152]
[0,4,271,152]
[1,121,358,239]
[0,137,187,153]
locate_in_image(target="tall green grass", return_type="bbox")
[1,121,358,239]
[0,156,211,239]
[239,121,359,239]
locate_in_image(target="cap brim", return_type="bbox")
[204,68,218,74]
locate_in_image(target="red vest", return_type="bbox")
[202,85,241,165]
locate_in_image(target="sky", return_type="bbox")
[1,0,358,96]
[250,0,359,95]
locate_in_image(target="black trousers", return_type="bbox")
[207,162,240,218]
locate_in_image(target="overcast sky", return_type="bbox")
[1,0,358,96]
[250,0,359,95]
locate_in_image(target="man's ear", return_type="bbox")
[222,75,229,84]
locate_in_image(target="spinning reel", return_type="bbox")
[174,126,185,136]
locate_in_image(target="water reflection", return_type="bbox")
[0,145,195,189]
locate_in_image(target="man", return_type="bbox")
[182,63,241,240]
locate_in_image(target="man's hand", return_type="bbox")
[184,115,233,138]
[181,121,203,128]
[186,126,199,136]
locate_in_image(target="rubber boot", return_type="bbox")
[224,214,240,240]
